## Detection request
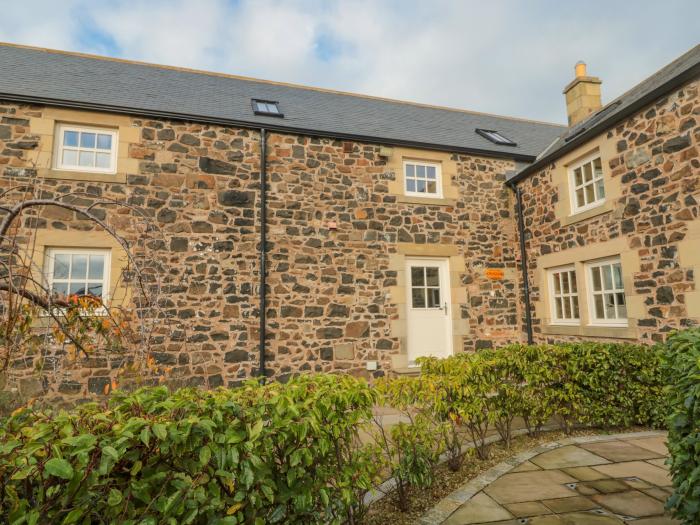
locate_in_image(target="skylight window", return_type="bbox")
[475,129,517,147]
[251,99,283,117]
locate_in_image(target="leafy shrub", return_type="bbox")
[664,328,700,524]
[0,374,378,525]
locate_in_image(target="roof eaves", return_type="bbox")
[0,92,539,162]
[509,58,700,186]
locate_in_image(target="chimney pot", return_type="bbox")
[575,61,587,78]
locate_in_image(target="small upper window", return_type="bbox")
[586,257,627,326]
[475,129,517,147]
[45,248,111,304]
[251,99,283,117]
[404,161,442,198]
[54,124,118,174]
[569,154,605,213]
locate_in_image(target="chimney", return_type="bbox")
[563,61,602,126]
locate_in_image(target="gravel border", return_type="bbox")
[416,429,667,525]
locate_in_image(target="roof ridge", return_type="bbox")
[0,41,566,129]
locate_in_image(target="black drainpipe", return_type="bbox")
[258,128,268,380]
[508,180,534,345]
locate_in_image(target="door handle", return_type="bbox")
[443,302,448,314]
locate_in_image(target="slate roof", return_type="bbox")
[510,43,700,183]
[0,43,565,161]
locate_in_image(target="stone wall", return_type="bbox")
[516,79,699,344]
[0,101,522,404]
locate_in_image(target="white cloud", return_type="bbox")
[0,0,697,123]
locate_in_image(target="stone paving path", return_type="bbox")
[420,431,678,525]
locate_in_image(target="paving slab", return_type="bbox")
[510,460,540,473]
[624,436,669,456]
[592,461,672,487]
[541,495,599,513]
[443,492,513,525]
[504,501,552,517]
[591,490,666,517]
[629,516,681,524]
[561,466,610,481]
[582,479,630,494]
[531,445,610,469]
[484,470,577,504]
[580,440,664,462]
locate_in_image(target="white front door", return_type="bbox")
[405,257,453,365]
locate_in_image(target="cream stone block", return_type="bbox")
[29,117,55,135]
[387,253,405,271]
[388,286,405,305]
[453,318,470,336]
[451,287,467,304]
[118,126,141,143]
[396,243,460,256]
[390,319,406,337]
[449,255,466,272]
[44,107,131,127]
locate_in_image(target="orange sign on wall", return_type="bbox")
[485,268,505,280]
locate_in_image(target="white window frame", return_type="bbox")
[585,256,628,327]
[547,265,580,325]
[53,124,119,174]
[44,248,112,310]
[403,160,443,198]
[568,152,605,214]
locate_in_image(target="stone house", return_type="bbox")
[0,42,697,401]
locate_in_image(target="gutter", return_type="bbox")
[0,92,541,163]
[507,179,534,345]
[258,128,268,380]
[509,60,700,184]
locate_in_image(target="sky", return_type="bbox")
[0,0,698,124]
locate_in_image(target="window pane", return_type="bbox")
[95,153,111,169]
[604,293,616,318]
[79,151,95,167]
[96,134,112,150]
[561,273,570,294]
[412,287,426,308]
[574,168,583,186]
[88,255,105,280]
[416,165,426,178]
[617,296,627,319]
[62,149,77,166]
[80,132,96,148]
[585,183,595,204]
[555,297,563,319]
[594,294,604,319]
[563,296,572,318]
[69,283,87,296]
[595,178,606,200]
[591,267,602,291]
[86,283,103,297]
[570,271,577,293]
[612,263,623,289]
[425,267,439,286]
[426,166,436,180]
[53,254,70,279]
[572,297,580,319]
[416,180,426,193]
[72,255,88,279]
[427,181,437,194]
[616,292,626,307]
[427,287,440,308]
[583,162,593,182]
[411,267,425,286]
[576,188,585,208]
[63,131,79,147]
[553,273,561,294]
[406,164,415,179]
[52,282,68,296]
[406,179,416,192]
[602,265,613,290]
[593,157,602,177]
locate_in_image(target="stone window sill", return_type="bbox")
[395,194,457,207]
[541,322,638,340]
[38,168,127,184]
[559,201,614,226]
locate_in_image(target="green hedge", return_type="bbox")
[0,374,377,525]
[664,328,700,524]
